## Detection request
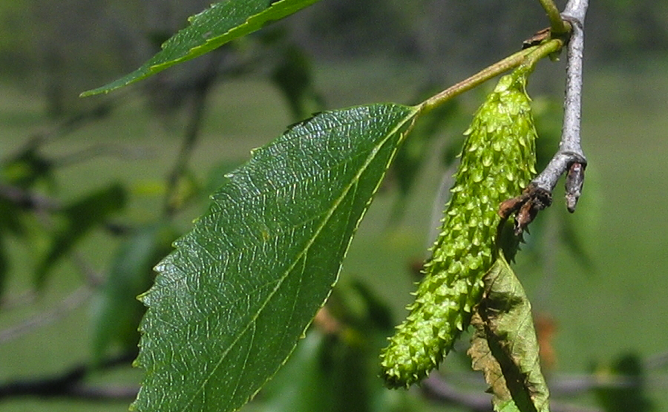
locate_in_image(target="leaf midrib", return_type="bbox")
[177,106,417,412]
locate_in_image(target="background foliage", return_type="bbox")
[1,1,667,411]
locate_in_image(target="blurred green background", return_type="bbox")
[1,0,667,411]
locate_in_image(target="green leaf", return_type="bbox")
[81,0,321,96]
[132,104,420,412]
[91,224,176,365]
[468,254,550,412]
[35,183,126,287]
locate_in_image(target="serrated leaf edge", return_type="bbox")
[82,0,320,96]
[134,104,421,412]
[469,253,550,412]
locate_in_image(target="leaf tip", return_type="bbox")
[80,82,123,97]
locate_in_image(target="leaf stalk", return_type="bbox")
[538,0,569,35]
[421,39,563,114]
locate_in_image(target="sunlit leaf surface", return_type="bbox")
[132,104,419,412]
[82,0,320,96]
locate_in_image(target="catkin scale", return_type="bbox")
[380,69,538,388]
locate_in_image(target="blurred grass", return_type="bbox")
[1,55,668,411]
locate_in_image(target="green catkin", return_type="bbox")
[380,69,538,388]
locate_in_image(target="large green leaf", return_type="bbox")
[81,0,320,96]
[132,104,420,412]
[468,254,550,412]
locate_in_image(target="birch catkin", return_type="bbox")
[381,69,538,388]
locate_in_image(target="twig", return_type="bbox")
[51,144,152,168]
[521,38,565,71]
[562,0,589,24]
[422,374,493,411]
[422,47,535,113]
[645,350,668,370]
[498,0,589,232]
[549,374,642,395]
[0,183,61,212]
[532,1,588,212]
[0,351,137,400]
[163,55,220,217]
[537,0,569,35]
[0,291,37,311]
[423,39,563,113]
[72,252,106,287]
[423,373,605,412]
[66,384,139,401]
[4,93,127,164]
[551,402,604,412]
[0,248,113,341]
[0,285,92,344]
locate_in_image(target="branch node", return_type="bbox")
[499,184,552,235]
[565,161,586,213]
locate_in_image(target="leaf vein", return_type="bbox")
[179,108,416,411]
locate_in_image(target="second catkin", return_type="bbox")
[380,68,538,388]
